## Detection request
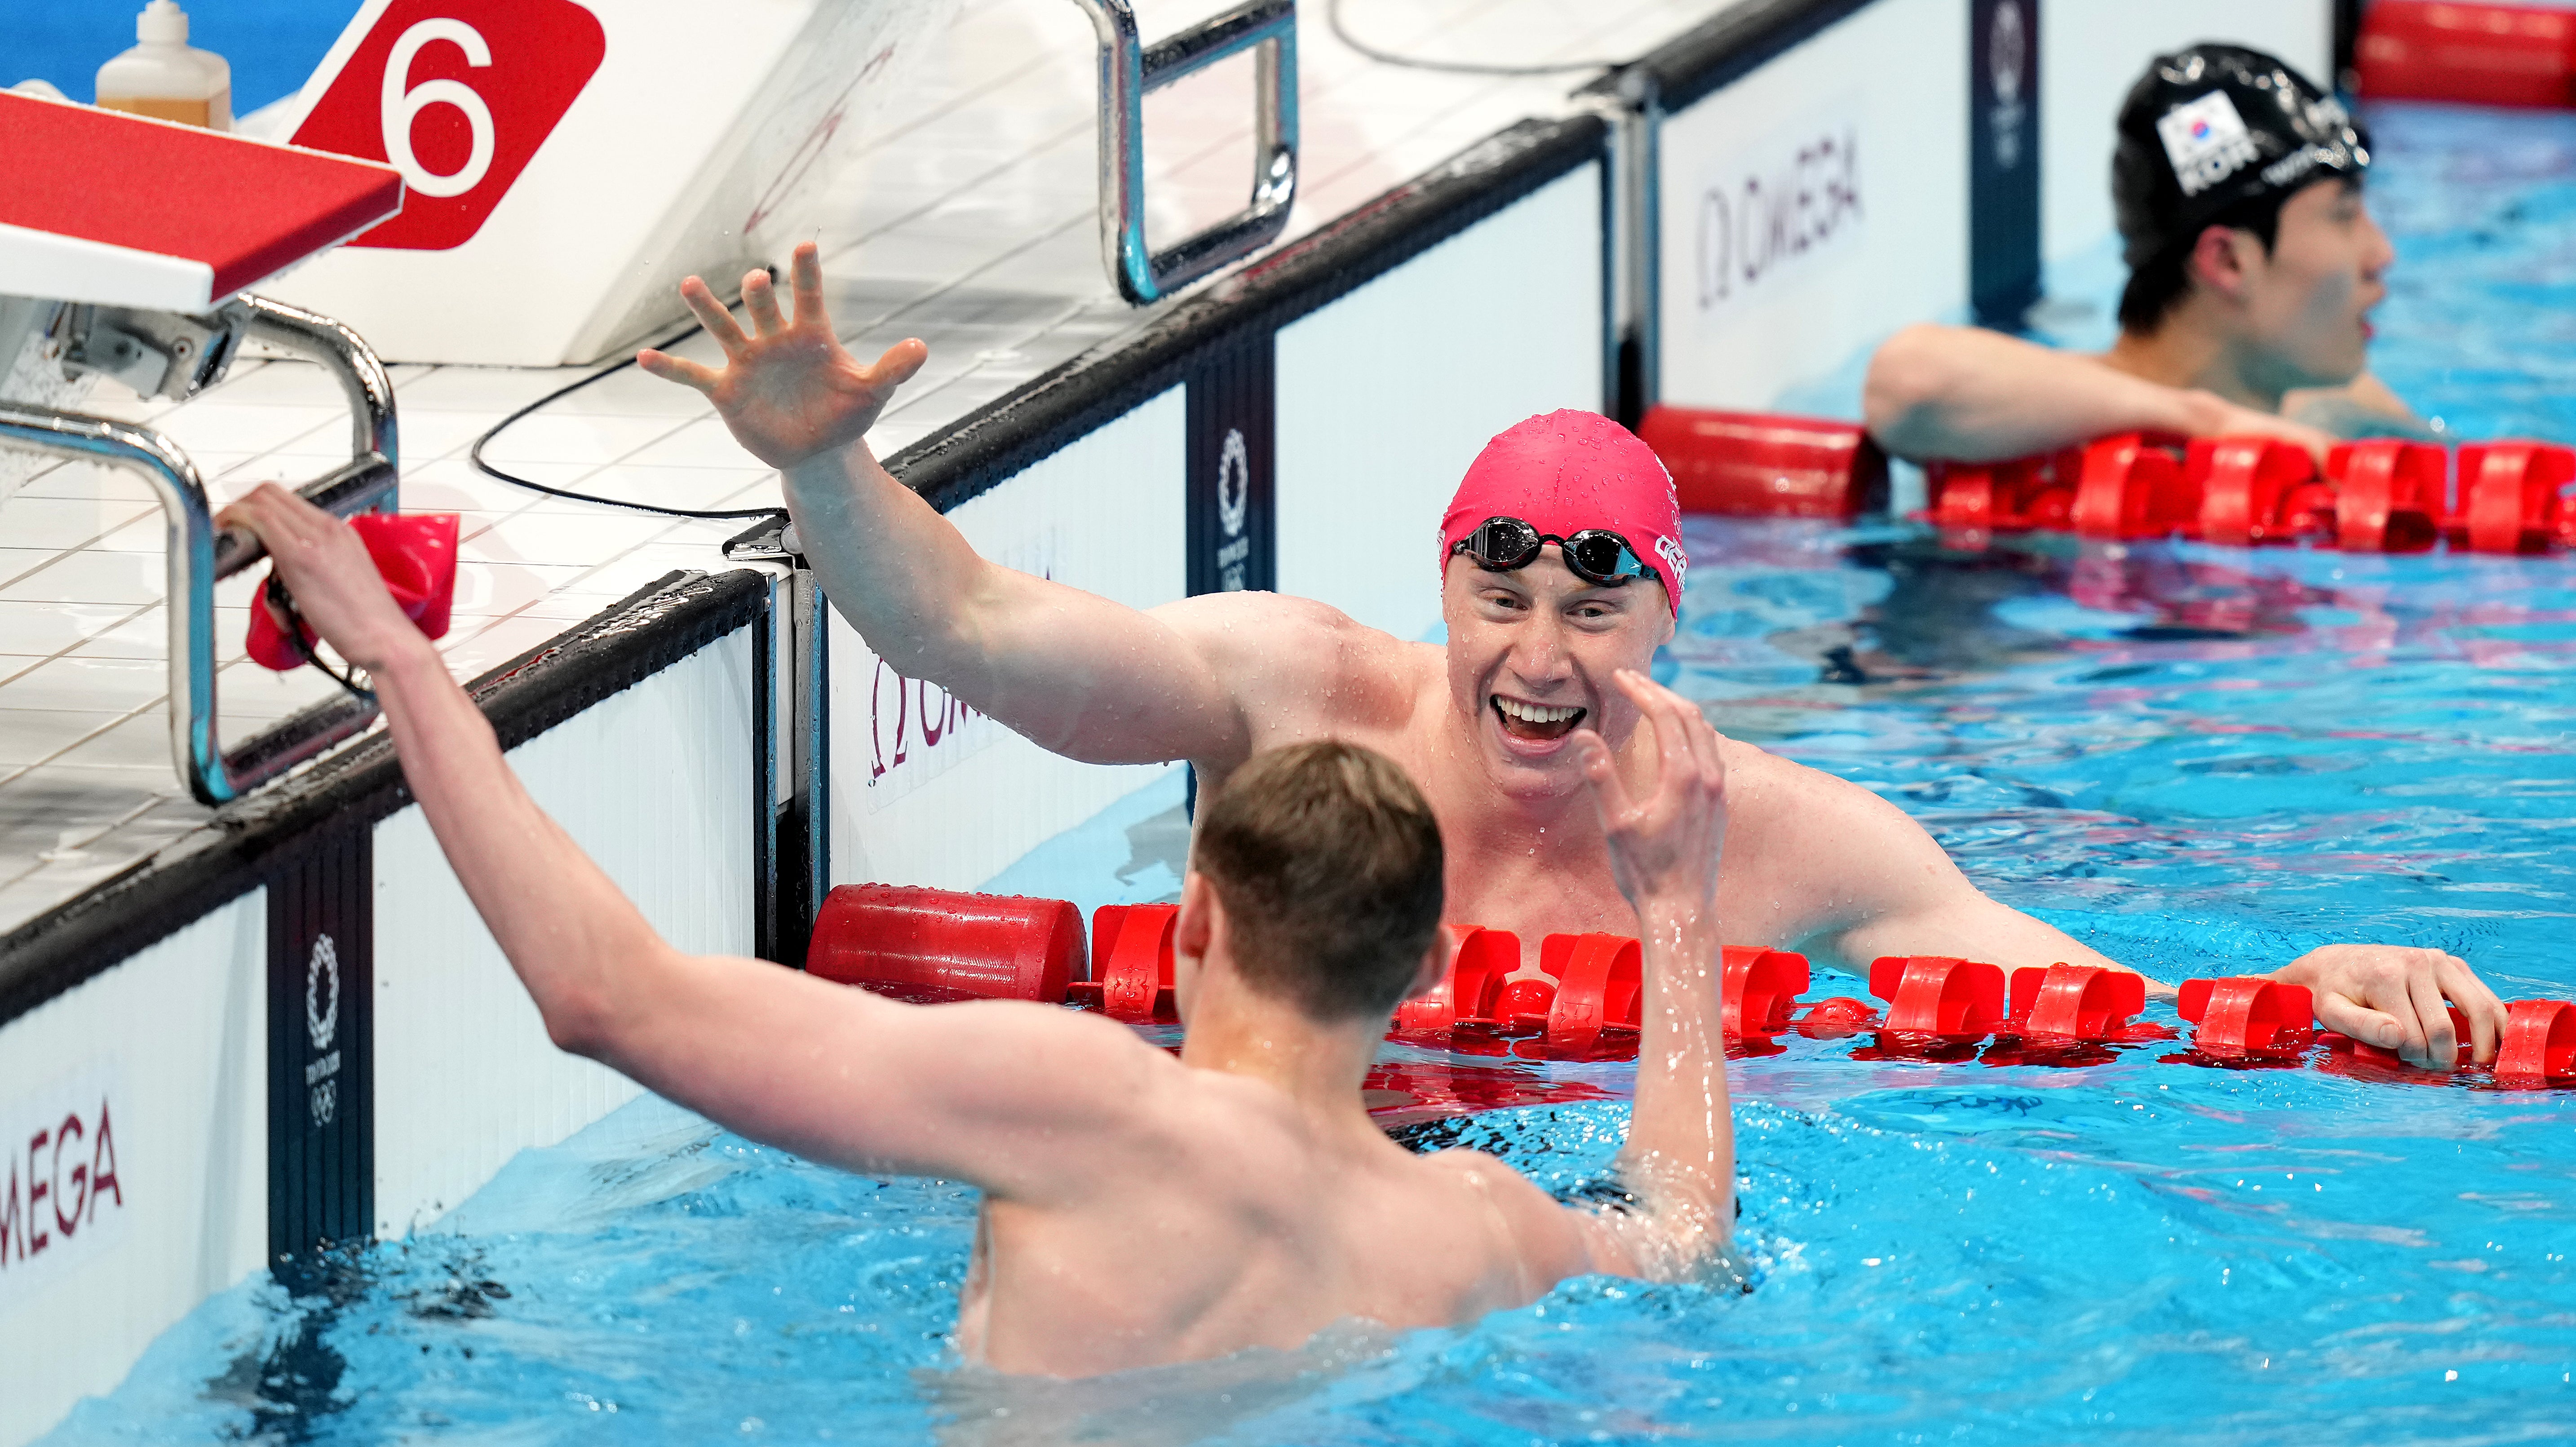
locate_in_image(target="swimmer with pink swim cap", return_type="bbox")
[625,247,2497,1077]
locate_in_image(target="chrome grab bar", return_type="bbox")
[0,293,399,805]
[1070,0,1299,304]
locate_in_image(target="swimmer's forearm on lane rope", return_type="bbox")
[1864,325,2211,461]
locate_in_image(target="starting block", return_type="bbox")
[0,90,406,803]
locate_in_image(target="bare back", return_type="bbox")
[957,1045,1592,1376]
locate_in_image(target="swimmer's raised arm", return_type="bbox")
[643,243,1346,775]
[1564,671,1738,1277]
[1863,323,2333,463]
[216,483,1178,1199]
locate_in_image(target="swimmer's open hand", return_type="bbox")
[216,483,427,674]
[639,241,928,471]
[2274,943,2509,1071]
[1573,670,1727,929]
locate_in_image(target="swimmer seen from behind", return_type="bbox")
[223,474,1744,1374]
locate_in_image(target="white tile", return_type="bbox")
[615,417,770,472]
[0,550,166,605]
[15,459,178,502]
[0,494,159,551]
[395,365,593,413]
[472,412,696,469]
[450,560,592,616]
[43,710,179,771]
[0,654,172,714]
[0,602,151,659]
[462,511,677,568]
[0,708,127,767]
[514,464,778,515]
[146,403,344,459]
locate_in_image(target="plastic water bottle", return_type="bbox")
[94,0,232,131]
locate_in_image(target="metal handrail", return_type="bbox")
[1070,0,1300,304]
[0,294,399,805]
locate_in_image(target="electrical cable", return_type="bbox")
[467,318,789,522]
[1326,0,1621,77]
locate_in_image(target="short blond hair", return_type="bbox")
[1191,741,1444,1021]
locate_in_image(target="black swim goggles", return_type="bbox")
[1450,516,1662,589]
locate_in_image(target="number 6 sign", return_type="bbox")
[289,0,605,251]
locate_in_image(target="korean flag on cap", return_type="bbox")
[2157,90,2261,197]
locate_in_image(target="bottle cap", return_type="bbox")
[137,0,188,45]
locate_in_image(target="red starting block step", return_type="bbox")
[808,885,1086,1005]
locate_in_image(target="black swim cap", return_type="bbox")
[2112,44,2370,270]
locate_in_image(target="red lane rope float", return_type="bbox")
[2006,964,2149,1042]
[801,890,2576,1091]
[2333,440,2447,553]
[1724,947,1811,1038]
[1868,956,2009,1040]
[1637,406,1890,520]
[1392,925,1518,1037]
[807,884,1084,1004]
[2498,999,2576,1085]
[1076,903,1179,1022]
[2359,1,2576,110]
[2175,977,2317,1061]
[1927,430,2576,554]
[2321,1004,2474,1074]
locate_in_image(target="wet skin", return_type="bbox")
[641,243,2506,1070]
[1865,178,2415,466]
[216,479,1741,1375]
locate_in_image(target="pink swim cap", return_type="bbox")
[1438,410,1686,615]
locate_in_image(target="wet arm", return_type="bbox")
[367,637,1161,1195]
[785,440,1257,766]
[1863,324,2228,461]
[1589,910,1736,1279]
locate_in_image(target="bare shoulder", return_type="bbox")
[1417,1147,1596,1283]
[1148,590,1434,729]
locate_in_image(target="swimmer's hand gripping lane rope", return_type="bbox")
[797,884,2576,1089]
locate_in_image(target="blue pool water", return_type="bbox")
[40,100,2576,1443]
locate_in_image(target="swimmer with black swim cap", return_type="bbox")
[1867,42,2420,463]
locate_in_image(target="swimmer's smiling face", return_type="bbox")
[1442,546,1673,800]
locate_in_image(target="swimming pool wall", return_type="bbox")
[0,1,2337,1438]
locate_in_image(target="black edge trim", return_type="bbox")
[885,113,1611,516]
[0,569,770,1028]
[1582,0,1879,115]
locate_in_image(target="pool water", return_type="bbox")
[40,101,2576,1443]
